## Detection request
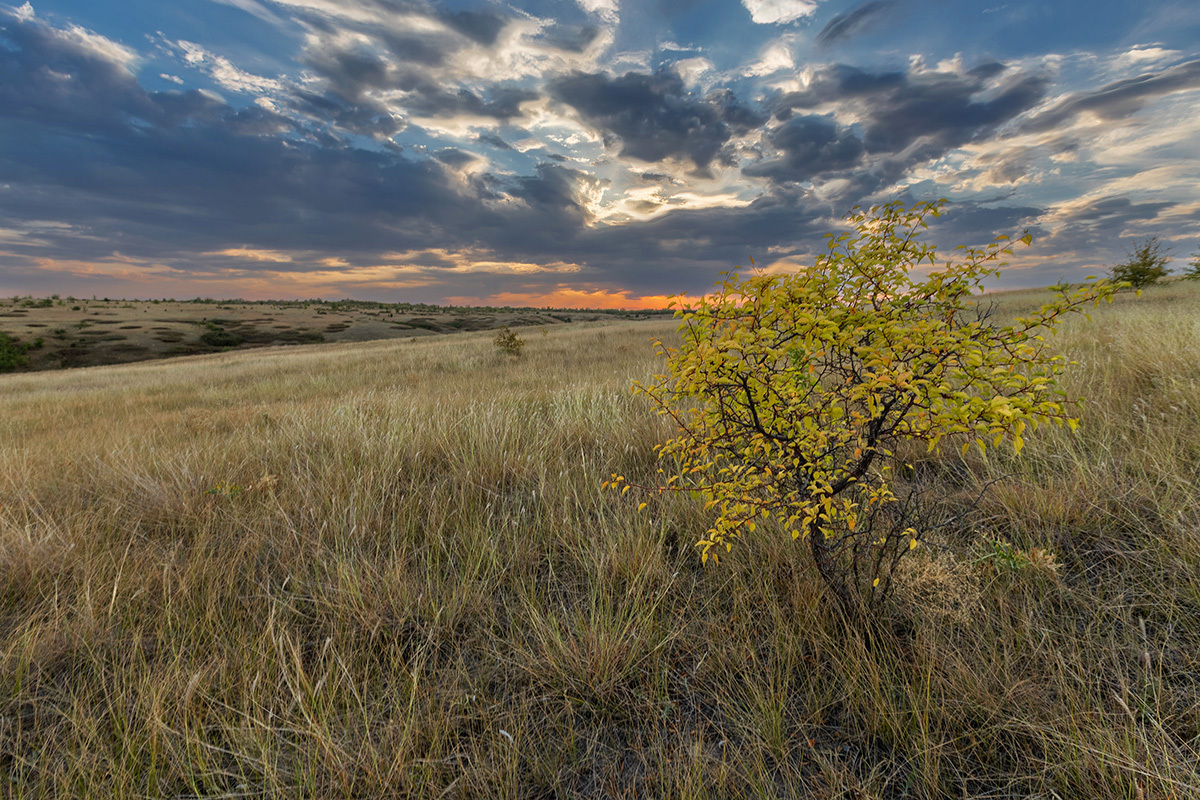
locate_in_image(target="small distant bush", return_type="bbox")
[494,326,525,356]
[1182,253,1200,281]
[0,331,32,372]
[200,329,244,348]
[1110,237,1172,288]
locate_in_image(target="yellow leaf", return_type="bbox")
[637,503,648,513]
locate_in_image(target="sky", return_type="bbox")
[1,0,1198,307]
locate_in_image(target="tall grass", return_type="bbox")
[1,290,1198,798]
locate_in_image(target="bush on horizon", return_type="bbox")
[1110,236,1172,288]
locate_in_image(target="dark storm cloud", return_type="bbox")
[432,147,478,168]
[743,114,865,182]
[775,63,1046,155]
[0,13,301,142]
[289,87,406,139]
[536,23,601,53]
[295,28,537,125]
[0,13,177,135]
[752,63,1046,186]
[634,171,677,183]
[0,14,593,266]
[439,9,509,46]
[1057,196,1174,225]
[548,69,765,171]
[928,201,1043,248]
[476,131,513,150]
[816,0,895,47]
[1024,196,1185,277]
[865,73,1045,153]
[1022,58,1200,132]
[975,145,1034,184]
[298,44,535,124]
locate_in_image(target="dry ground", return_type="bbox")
[0,297,660,371]
[0,283,1198,797]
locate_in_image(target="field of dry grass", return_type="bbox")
[1,283,1198,797]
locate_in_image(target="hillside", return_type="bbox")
[0,297,669,371]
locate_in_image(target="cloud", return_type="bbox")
[743,114,865,182]
[440,9,510,45]
[575,0,619,25]
[279,4,610,139]
[173,40,285,94]
[1023,59,1200,132]
[4,1,1199,303]
[447,286,675,310]
[1054,195,1174,226]
[548,69,764,170]
[769,62,1046,163]
[0,10,166,135]
[207,0,288,27]
[741,0,822,25]
[815,0,894,46]
[743,41,794,76]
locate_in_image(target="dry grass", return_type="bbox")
[1,286,1198,798]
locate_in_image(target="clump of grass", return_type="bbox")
[0,287,1198,797]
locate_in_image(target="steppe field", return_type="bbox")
[1,283,1198,798]
[0,296,662,371]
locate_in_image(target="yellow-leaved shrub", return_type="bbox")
[610,200,1119,610]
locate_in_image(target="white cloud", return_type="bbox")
[673,57,713,86]
[12,2,34,21]
[207,247,294,262]
[173,40,284,94]
[741,0,821,25]
[575,0,619,25]
[260,0,380,24]
[207,0,286,26]
[658,40,701,53]
[1114,44,1180,68]
[54,23,139,70]
[609,49,651,71]
[744,41,794,76]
